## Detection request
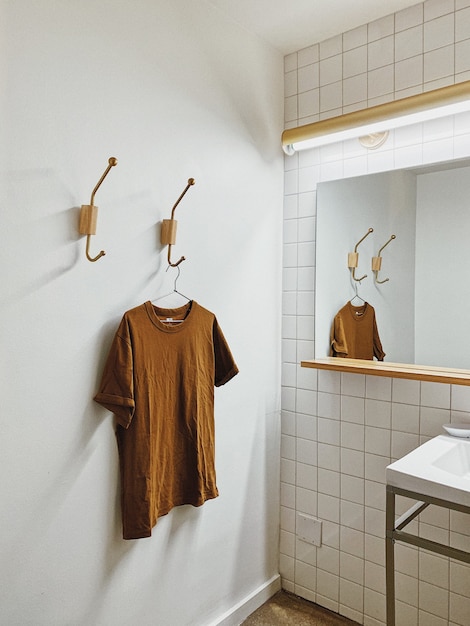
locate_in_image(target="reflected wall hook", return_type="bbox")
[160,177,195,267]
[78,157,118,262]
[372,234,396,284]
[348,228,373,281]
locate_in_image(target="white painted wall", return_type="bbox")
[0,2,283,625]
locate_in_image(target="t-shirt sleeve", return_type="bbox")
[373,315,385,361]
[212,318,239,387]
[330,314,348,358]
[94,317,135,428]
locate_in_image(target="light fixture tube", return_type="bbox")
[282,80,470,154]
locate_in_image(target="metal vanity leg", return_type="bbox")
[386,486,396,626]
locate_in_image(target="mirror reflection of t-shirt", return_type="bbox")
[330,301,385,361]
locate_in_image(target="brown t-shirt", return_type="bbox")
[94,301,239,539]
[330,301,385,361]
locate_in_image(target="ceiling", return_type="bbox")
[208,0,421,54]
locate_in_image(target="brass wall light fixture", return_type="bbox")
[282,80,470,154]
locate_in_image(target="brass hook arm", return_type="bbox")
[90,157,118,206]
[85,234,105,262]
[349,228,373,282]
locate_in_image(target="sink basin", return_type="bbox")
[386,434,470,506]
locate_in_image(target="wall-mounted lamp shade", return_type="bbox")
[282,80,470,154]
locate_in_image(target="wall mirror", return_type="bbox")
[315,157,470,372]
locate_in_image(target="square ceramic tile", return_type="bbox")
[364,479,385,511]
[297,435,318,464]
[450,591,470,626]
[319,35,342,60]
[341,500,364,531]
[425,0,455,21]
[340,551,364,583]
[340,526,364,558]
[364,588,386,623]
[298,64,319,93]
[365,399,391,429]
[419,406,451,437]
[318,417,340,446]
[368,14,394,42]
[365,506,385,538]
[395,571,418,605]
[320,54,342,86]
[318,391,341,419]
[364,560,386,595]
[343,24,368,51]
[342,422,365,451]
[451,383,470,411]
[424,13,455,52]
[418,581,449,620]
[343,45,367,78]
[297,315,314,341]
[318,467,340,497]
[318,493,340,523]
[368,35,394,70]
[421,382,451,409]
[341,473,364,504]
[365,453,388,484]
[391,402,420,433]
[285,52,298,73]
[296,486,317,516]
[368,64,394,99]
[395,24,423,61]
[341,448,365,478]
[365,426,390,456]
[319,81,343,113]
[340,578,364,612]
[343,73,367,106]
[285,69,297,98]
[395,3,424,32]
[364,536,385,572]
[316,544,340,575]
[341,395,365,424]
[392,378,421,405]
[298,88,320,119]
[424,45,454,82]
[395,55,424,91]
[391,431,419,461]
[365,375,392,401]
[296,462,317,490]
[298,45,319,67]
[318,442,341,472]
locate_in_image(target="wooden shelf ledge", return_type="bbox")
[301,357,470,386]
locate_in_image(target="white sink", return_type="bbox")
[386,434,470,506]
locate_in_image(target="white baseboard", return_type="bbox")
[208,573,281,626]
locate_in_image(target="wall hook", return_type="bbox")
[78,157,118,262]
[160,177,195,267]
[348,228,373,281]
[372,234,396,284]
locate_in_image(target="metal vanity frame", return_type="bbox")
[386,484,470,625]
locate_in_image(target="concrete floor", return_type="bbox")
[242,591,360,626]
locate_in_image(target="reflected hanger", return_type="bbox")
[350,282,366,306]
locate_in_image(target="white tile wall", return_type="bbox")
[282,1,470,624]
